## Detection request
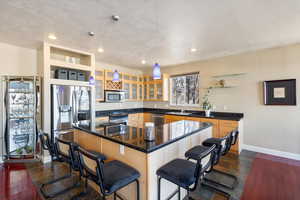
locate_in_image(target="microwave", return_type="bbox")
[105,90,125,102]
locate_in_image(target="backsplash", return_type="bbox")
[95,101,143,111]
[143,101,203,111]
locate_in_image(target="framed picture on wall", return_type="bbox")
[263,79,296,105]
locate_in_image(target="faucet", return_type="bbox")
[181,108,184,113]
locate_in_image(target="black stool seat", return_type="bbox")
[157,158,197,188]
[203,138,223,146]
[103,160,140,194]
[185,145,211,161]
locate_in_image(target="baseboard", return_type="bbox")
[242,144,300,161]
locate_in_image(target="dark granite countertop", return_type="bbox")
[96,108,243,121]
[73,120,212,153]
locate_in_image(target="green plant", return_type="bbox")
[25,145,33,153]
[16,148,23,155]
[202,87,213,110]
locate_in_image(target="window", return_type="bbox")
[170,73,199,106]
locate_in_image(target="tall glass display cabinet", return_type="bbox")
[1,76,40,161]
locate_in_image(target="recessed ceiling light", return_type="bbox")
[190,48,197,52]
[88,31,95,36]
[48,34,57,40]
[141,60,146,64]
[98,48,104,53]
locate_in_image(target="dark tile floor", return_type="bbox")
[22,150,256,200]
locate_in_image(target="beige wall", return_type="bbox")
[0,42,37,75]
[0,42,37,162]
[143,44,300,156]
[95,62,144,111]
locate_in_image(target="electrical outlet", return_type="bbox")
[223,105,227,110]
[120,145,125,155]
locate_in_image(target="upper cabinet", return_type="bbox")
[143,74,169,101]
[95,69,105,102]
[94,69,169,102]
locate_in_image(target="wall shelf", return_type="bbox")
[49,78,90,87]
[50,59,91,71]
[211,73,247,79]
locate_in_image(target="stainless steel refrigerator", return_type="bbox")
[51,85,91,140]
[1,76,40,160]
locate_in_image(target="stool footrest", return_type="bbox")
[201,182,231,200]
[40,173,81,198]
[204,169,238,189]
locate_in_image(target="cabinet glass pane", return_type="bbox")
[144,85,148,99]
[124,75,130,80]
[139,84,143,99]
[124,83,130,99]
[157,83,163,99]
[132,84,137,99]
[95,71,103,76]
[131,76,138,81]
[95,80,104,100]
[9,118,34,155]
[107,71,113,78]
[149,84,155,99]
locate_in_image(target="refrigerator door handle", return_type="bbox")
[72,90,76,123]
[75,90,79,123]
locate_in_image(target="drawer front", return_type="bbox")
[164,115,186,122]
[219,120,238,128]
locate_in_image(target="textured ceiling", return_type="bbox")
[1,0,300,68]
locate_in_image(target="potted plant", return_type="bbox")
[202,87,213,117]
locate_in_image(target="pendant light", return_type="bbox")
[112,70,120,82]
[152,1,161,80]
[89,76,95,85]
[153,63,161,80]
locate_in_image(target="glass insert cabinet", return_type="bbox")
[2,76,40,160]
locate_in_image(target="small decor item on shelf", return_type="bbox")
[78,71,86,81]
[202,86,213,117]
[68,70,78,80]
[55,68,68,80]
[75,57,81,64]
[263,79,296,105]
[219,79,225,88]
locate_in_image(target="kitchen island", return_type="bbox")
[73,120,212,200]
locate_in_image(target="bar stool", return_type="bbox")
[39,132,80,198]
[76,146,140,200]
[184,134,233,199]
[156,144,216,200]
[202,130,239,189]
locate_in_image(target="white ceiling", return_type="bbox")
[1,0,300,68]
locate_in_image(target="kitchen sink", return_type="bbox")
[166,112,192,116]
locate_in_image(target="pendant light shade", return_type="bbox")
[89,76,95,85]
[112,70,120,82]
[153,63,161,80]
